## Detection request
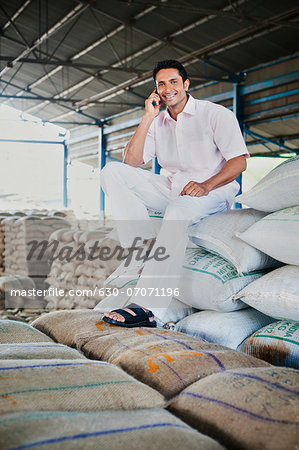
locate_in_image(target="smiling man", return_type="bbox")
[100,59,249,328]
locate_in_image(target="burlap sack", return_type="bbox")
[0,343,86,360]
[0,319,53,344]
[77,324,270,399]
[238,320,299,368]
[31,310,107,346]
[0,359,165,413]
[0,409,224,450]
[169,367,298,450]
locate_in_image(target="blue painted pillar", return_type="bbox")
[98,126,106,222]
[153,157,161,174]
[233,83,244,209]
[63,141,68,208]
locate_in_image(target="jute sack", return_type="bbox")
[236,206,299,265]
[0,319,53,344]
[0,359,165,413]
[169,367,299,450]
[31,309,123,346]
[0,343,86,360]
[236,155,299,212]
[176,308,275,349]
[238,320,299,369]
[0,409,224,450]
[78,326,270,399]
[233,265,299,321]
[189,209,281,274]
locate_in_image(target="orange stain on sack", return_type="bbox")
[135,330,146,336]
[96,321,116,330]
[3,395,17,406]
[179,351,203,357]
[148,353,174,373]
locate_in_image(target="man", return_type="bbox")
[100,59,248,328]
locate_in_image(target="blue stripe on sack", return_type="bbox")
[181,392,299,425]
[111,335,187,389]
[228,371,299,396]
[145,330,226,370]
[11,422,190,449]
[2,380,133,397]
[0,361,110,371]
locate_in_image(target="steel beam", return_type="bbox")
[98,127,106,222]
[2,0,32,32]
[0,2,91,77]
[63,141,68,208]
[245,128,297,153]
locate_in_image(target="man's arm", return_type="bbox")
[124,90,161,167]
[180,155,247,197]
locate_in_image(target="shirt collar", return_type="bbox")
[163,94,196,123]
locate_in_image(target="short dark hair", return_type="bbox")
[153,60,188,83]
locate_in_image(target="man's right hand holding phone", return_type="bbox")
[145,90,161,118]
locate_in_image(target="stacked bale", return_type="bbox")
[30,310,298,450]
[45,228,127,309]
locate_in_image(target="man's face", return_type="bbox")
[155,68,189,109]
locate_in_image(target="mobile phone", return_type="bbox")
[152,88,160,107]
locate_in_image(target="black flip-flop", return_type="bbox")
[103,304,157,328]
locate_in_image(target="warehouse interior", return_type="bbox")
[0,0,298,216]
[0,2,298,448]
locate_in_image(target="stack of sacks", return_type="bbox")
[30,310,299,450]
[102,208,281,346]
[0,275,43,309]
[4,216,71,279]
[228,156,299,366]
[0,319,219,450]
[45,228,127,309]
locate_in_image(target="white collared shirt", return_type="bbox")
[143,95,249,201]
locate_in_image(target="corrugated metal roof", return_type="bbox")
[0,0,298,156]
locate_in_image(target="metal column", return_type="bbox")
[153,157,161,174]
[233,83,243,209]
[98,126,106,222]
[63,140,68,208]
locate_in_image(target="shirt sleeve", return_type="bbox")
[142,120,156,164]
[211,105,249,160]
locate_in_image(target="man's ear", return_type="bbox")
[184,78,190,91]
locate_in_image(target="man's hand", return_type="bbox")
[145,90,161,118]
[180,181,210,197]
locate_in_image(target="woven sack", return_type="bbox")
[31,309,120,346]
[0,342,85,360]
[169,367,299,450]
[0,319,53,344]
[77,324,270,399]
[238,320,299,368]
[0,359,164,413]
[236,155,299,212]
[176,308,275,349]
[236,206,299,265]
[234,265,299,321]
[189,209,281,274]
[0,409,224,450]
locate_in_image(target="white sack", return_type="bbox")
[176,309,275,350]
[236,206,299,266]
[234,265,299,321]
[236,155,299,212]
[189,209,281,274]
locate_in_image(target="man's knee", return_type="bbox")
[100,161,122,179]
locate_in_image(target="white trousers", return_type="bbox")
[100,161,229,323]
